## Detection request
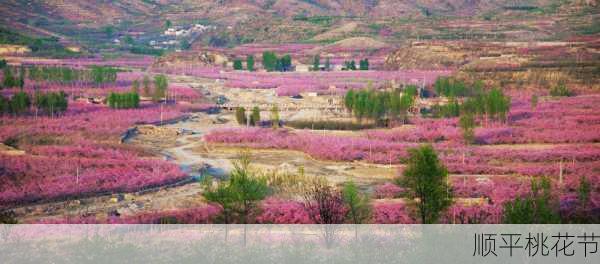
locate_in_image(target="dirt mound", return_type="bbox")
[136,125,179,137]
[326,37,388,50]
[384,42,471,70]
[152,51,228,69]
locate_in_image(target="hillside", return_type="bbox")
[0,0,597,54]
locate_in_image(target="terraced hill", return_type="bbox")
[0,0,597,53]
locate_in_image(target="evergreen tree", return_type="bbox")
[359,58,369,70]
[2,68,15,88]
[250,106,260,126]
[246,55,255,71]
[503,177,560,224]
[270,105,280,128]
[342,181,371,224]
[233,59,243,70]
[153,74,168,102]
[262,51,277,72]
[312,54,320,71]
[349,60,356,70]
[203,152,269,223]
[397,145,452,224]
[235,107,247,125]
[280,54,292,72]
[9,91,31,114]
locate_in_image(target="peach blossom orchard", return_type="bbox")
[0,57,598,224]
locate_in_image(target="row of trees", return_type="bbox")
[262,52,292,72]
[434,77,473,97]
[1,65,121,88]
[34,91,68,116]
[0,92,30,115]
[312,54,326,71]
[0,90,68,116]
[107,92,140,109]
[431,87,510,121]
[232,55,255,71]
[130,74,169,102]
[28,66,88,84]
[90,66,118,85]
[2,67,25,89]
[344,86,418,125]
[343,59,369,71]
[235,106,280,128]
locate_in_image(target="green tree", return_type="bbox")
[349,60,356,70]
[344,89,355,112]
[124,36,134,45]
[270,105,280,128]
[104,26,115,38]
[280,54,292,72]
[324,57,330,71]
[9,91,31,114]
[180,39,191,50]
[153,74,168,102]
[359,58,369,70]
[342,181,371,224]
[503,177,560,224]
[459,113,476,144]
[246,55,255,71]
[233,59,243,70]
[262,51,277,71]
[397,145,452,224]
[0,95,9,114]
[312,54,320,71]
[164,20,172,29]
[203,152,269,223]
[250,106,260,126]
[2,68,15,88]
[578,176,591,209]
[235,107,247,125]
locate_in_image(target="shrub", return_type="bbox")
[549,84,573,97]
[302,180,347,224]
[233,59,243,70]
